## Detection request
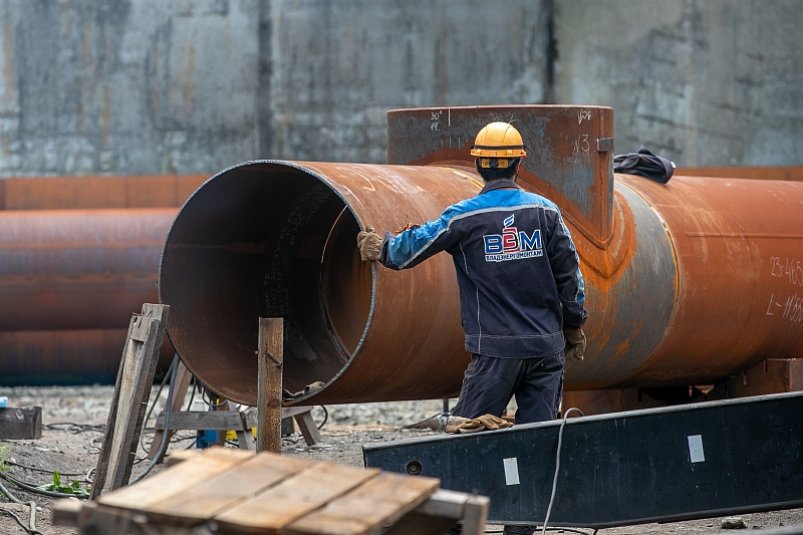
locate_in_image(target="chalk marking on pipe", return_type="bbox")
[503,457,520,485]
[687,434,705,463]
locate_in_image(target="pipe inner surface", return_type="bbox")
[160,162,370,405]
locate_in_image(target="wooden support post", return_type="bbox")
[294,409,322,446]
[91,303,170,499]
[257,317,283,453]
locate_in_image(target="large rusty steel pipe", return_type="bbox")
[388,106,803,390]
[159,162,481,406]
[160,106,803,406]
[594,174,803,387]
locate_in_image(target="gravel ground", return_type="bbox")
[1,386,801,535]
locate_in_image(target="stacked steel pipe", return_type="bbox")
[0,175,205,384]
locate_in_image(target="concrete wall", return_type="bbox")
[0,0,801,175]
[0,0,263,175]
[556,0,803,166]
[267,0,550,163]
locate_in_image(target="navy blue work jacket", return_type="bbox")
[380,179,586,358]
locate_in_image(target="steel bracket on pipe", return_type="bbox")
[363,391,803,528]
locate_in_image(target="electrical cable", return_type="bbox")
[0,471,87,499]
[129,355,179,484]
[185,381,197,411]
[138,367,171,455]
[402,412,441,429]
[44,422,105,434]
[85,466,95,486]
[544,528,597,534]
[316,405,328,430]
[541,407,584,535]
[0,505,43,535]
[6,460,86,478]
[0,478,22,503]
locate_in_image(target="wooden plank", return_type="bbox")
[380,511,457,535]
[106,316,160,490]
[91,312,140,499]
[0,406,42,439]
[459,495,491,535]
[282,405,314,418]
[52,499,83,527]
[130,304,171,470]
[414,489,471,519]
[92,313,159,497]
[141,452,312,526]
[236,410,257,451]
[164,448,201,466]
[257,317,283,453]
[92,303,169,498]
[382,490,489,535]
[80,504,139,535]
[99,447,253,511]
[283,472,440,535]
[295,410,321,446]
[154,411,246,431]
[214,462,381,534]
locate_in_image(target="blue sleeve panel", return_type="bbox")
[379,180,587,358]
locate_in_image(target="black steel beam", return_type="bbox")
[363,391,803,528]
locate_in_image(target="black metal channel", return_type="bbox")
[363,391,803,528]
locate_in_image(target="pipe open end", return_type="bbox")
[159,161,373,405]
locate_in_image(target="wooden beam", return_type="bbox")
[257,317,283,453]
[91,303,170,499]
[154,411,249,431]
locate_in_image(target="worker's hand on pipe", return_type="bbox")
[356,226,383,262]
[564,325,586,362]
[456,413,512,433]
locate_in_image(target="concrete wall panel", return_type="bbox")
[0,0,260,175]
[0,0,801,174]
[555,0,803,166]
[268,0,549,162]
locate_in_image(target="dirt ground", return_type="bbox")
[1,386,801,535]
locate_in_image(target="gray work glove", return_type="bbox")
[356,226,383,262]
[564,325,586,362]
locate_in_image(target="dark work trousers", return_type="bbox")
[451,351,565,423]
[448,352,564,535]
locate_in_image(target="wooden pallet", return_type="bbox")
[54,447,489,535]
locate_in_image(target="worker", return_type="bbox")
[356,121,587,533]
